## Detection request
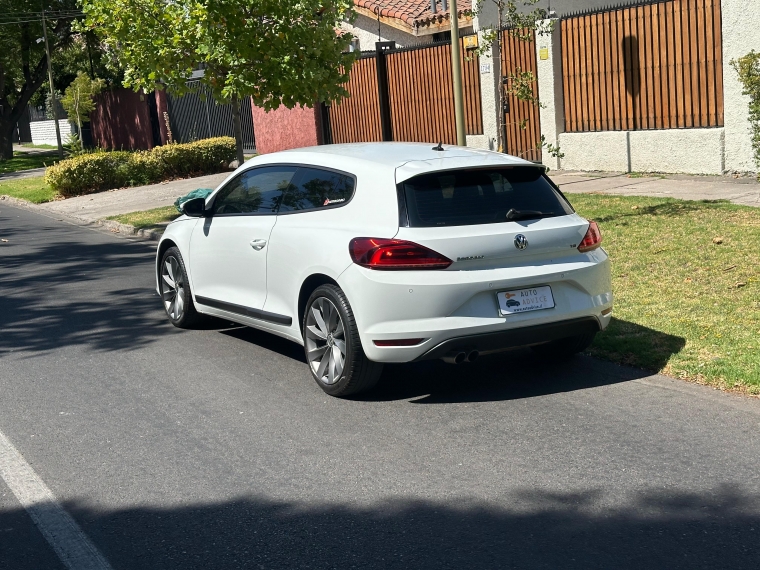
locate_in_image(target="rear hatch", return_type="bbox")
[394,164,590,269]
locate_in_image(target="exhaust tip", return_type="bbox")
[443,351,467,364]
[467,350,479,363]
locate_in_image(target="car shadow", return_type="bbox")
[219,318,685,404]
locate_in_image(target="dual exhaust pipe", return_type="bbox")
[442,349,479,365]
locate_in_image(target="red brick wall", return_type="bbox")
[251,103,320,154]
[91,88,154,150]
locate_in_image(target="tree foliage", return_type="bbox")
[60,71,104,132]
[0,0,79,158]
[82,0,357,108]
[82,0,357,161]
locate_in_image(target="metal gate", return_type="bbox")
[166,80,256,151]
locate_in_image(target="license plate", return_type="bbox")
[497,286,555,315]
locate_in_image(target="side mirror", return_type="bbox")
[181,197,207,217]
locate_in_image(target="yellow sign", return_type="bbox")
[463,35,478,50]
[539,46,549,60]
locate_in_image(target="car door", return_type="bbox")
[189,165,298,314]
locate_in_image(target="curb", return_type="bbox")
[97,219,165,241]
[1,194,165,242]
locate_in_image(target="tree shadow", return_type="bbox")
[593,199,730,224]
[0,212,173,355]
[5,486,760,569]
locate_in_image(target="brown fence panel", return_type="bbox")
[500,29,542,162]
[386,38,483,144]
[328,56,383,144]
[561,0,724,132]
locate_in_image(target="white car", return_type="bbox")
[156,143,612,396]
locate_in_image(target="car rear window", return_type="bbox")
[399,167,573,227]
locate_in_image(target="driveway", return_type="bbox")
[1,204,759,569]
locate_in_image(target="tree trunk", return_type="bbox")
[230,93,245,166]
[0,121,13,160]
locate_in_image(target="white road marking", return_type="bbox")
[0,430,113,570]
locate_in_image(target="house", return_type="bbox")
[341,0,643,50]
[342,0,474,49]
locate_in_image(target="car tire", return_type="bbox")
[303,284,383,397]
[159,246,204,329]
[531,331,596,359]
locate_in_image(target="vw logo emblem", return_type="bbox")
[514,234,528,250]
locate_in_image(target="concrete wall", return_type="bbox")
[721,0,760,173]
[558,128,725,174]
[29,120,71,146]
[251,104,320,154]
[471,0,500,151]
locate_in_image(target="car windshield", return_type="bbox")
[400,167,573,227]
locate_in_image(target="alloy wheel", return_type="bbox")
[305,297,346,385]
[161,255,185,320]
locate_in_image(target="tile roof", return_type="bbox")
[353,0,469,29]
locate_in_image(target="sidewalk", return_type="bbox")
[36,172,230,223]
[5,166,758,241]
[551,171,760,207]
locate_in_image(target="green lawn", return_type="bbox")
[569,194,760,393]
[0,177,58,203]
[106,205,179,231]
[0,151,62,174]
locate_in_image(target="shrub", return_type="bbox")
[45,137,236,196]
[731,51,760,174]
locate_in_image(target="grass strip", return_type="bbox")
[106,206,179,231]
[0,177,58,203]
[0,151,61,174]
[569,194,760,392]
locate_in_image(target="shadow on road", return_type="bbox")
[5,486,759,569]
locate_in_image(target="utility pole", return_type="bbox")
[449,0,466,146]
[42,8,64,160]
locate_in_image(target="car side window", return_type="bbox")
[278,167,355,213]
[211,166,298,216]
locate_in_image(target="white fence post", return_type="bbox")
[721,0,760,174]
[535,19,564,170]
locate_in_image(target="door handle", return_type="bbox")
[250,239,267,251]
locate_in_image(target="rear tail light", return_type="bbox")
[578,221,602,253]
[349,238,452,270]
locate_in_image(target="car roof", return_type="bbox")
[247,142,539,182]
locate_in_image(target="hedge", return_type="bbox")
[45,137,236,197]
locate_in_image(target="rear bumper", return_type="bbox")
[413,316,600,361]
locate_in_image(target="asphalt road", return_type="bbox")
[1,204,759,569]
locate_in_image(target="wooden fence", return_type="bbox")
[328,37,483,145]
[501,29,542,161]
[327,56,383,144]
[561,0,724,132]
[386,38,483,144]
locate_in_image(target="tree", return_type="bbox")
[60,71,103,134]
[82,0,358,164]
[473,0,555,156]
[0,1,79,159]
